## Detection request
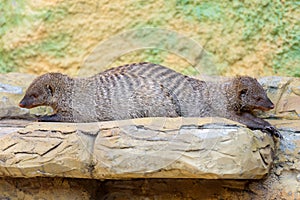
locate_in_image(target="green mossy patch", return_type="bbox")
[175,0,300,77]
[0,0,299,76]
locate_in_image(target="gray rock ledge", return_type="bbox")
[0,117,275,179]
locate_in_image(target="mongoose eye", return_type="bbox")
[240,89,247,97]
[256,96,263,101]
[30,94,38,98]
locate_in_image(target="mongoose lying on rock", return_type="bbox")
[19,72,180,122]
[100,62,282,138]
[19,62,281,138]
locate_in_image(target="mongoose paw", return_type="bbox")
[38,115,61,122]
[264,126,283,139]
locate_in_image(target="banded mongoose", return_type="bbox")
[19,62,281,138]
[105,62,282,138]
[19,71,180,122]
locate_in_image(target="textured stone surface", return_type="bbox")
[0,117,274,180]
[0,120,300,200]
[258,76,300,119]
[0,177,97,200]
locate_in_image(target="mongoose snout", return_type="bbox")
[19,95,39,108]
[260,101,274,111]
[19,100,26,108]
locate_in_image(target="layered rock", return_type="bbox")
[0,117,274,179]
[0,118,300,199]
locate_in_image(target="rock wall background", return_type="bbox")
[1,0,299,77]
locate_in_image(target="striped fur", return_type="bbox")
[102,62,210,117]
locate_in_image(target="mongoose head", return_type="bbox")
[19,73,67,109]
[234,76,274,112]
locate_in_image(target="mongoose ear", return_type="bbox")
[46,84,54,96]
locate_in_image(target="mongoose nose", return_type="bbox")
[269,104,274,109]
[19,101,25,108]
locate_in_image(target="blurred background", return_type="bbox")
[0,0,299,77]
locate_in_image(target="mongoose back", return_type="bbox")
[19,62,281,138]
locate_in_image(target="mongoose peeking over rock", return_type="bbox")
[19,62,282,138]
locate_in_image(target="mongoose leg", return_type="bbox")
[264,126,282,139]
[38,114,69,122]
[231,112,282,139]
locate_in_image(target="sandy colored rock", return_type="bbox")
[0,177,96,200]
[1,118,300,199]
[0,117,274,179]
[259,76,300,119]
